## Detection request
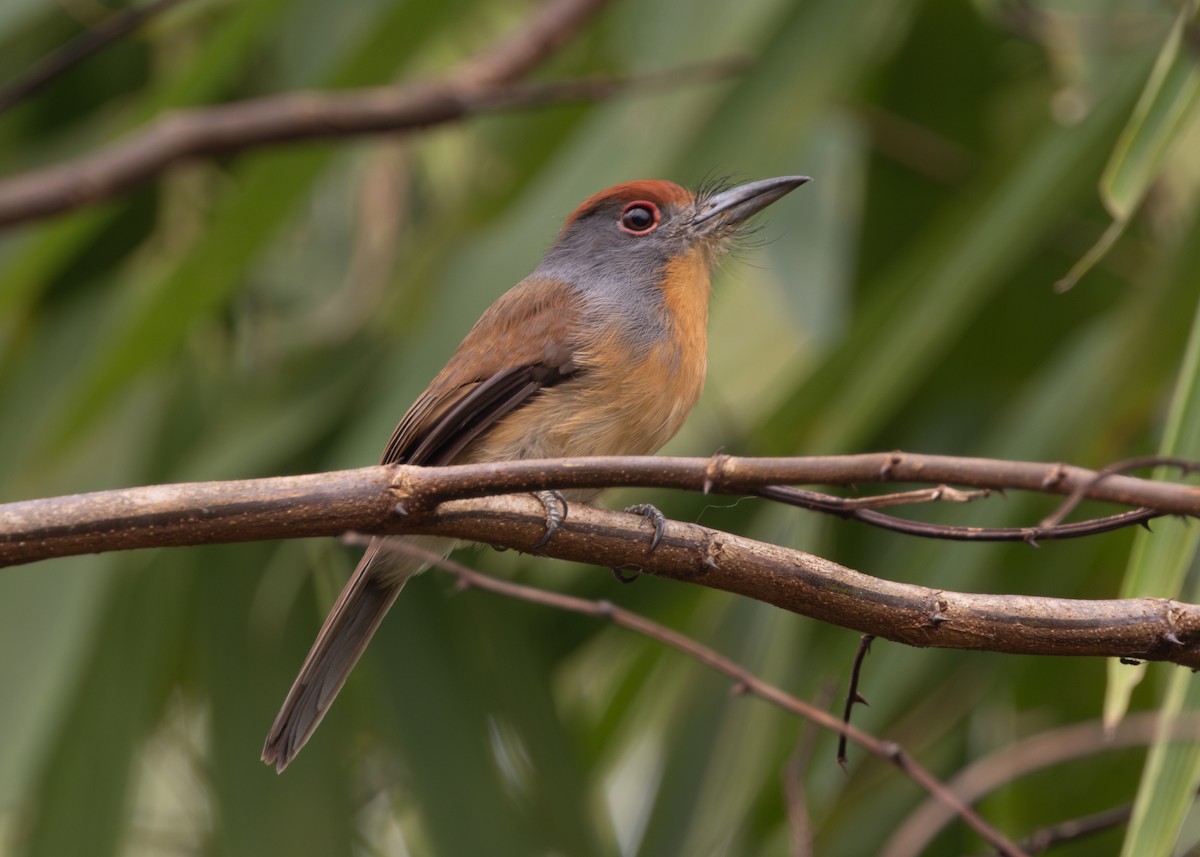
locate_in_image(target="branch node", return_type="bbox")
[924,594,950,627]
[704,450,730,495]
[879,452,903,480]
[1041,464,1069,490]
[697,534,723,573]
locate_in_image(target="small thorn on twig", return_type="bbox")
[610,567,641,584]
[1119,657,1143,666]
[838,634,876,766]
[703,449,727,495]
[393,501,410,517]
[925,596,949,627]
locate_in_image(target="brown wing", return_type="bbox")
[379,276,581,466]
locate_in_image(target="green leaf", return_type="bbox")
[1117,269,1200,857]
[1059,0,1200,290]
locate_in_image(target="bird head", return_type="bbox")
[533,176,809,302]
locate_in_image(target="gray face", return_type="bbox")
[535,198,692,292]
[531,197,698,352]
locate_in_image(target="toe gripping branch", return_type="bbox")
[531,490,568,550]
[610,503,667,584]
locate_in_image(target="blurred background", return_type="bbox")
[1,0,1199,854]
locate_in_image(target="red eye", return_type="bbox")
[619,201,660,235]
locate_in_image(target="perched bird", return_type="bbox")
[262,175,809,771]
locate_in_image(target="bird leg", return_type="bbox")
[530,490,568,549]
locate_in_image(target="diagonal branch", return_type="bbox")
[0,0,192,116]
[407,541,1028,857]
[0,0,744,229]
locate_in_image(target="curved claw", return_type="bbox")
[531,490,568,550]
[624,503,666,552]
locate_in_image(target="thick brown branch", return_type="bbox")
[5,453,1200,564]
[4,456,1200,669]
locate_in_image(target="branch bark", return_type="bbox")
[3,453,1200,669]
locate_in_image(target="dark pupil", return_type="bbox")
[623,206,653,231]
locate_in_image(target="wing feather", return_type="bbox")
[379,277,581,466]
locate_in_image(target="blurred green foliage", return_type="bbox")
[1,0,1199,855]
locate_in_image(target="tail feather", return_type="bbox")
[262,537,441,772]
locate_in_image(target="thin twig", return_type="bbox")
[1013,802,1137,855]
[382,540,1028,857]
[783,682,836,857]
[0,0,191,116]
[837,634,875,767]
[1040,455,1200,529]
[757,485,1160,542]
[884,711,1200,857]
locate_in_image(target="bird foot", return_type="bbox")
[530,490,568,549]
[624,503,666,552]
[608,503,666,583]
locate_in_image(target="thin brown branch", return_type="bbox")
[1014,803,1136,856]
[0,0,191,116]
[783,682,836,857]
[6,455,1200,668]
[884,712,1200,857]
[757,484,1161,541]
[1040,455,1200,529]
[395,541,1027,857]
[449,0,610,87]
[0,0,742,232]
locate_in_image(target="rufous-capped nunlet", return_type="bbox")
[262,175,810,771]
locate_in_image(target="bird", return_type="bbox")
[261,174,809,772]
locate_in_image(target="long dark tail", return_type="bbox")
[262,537,440,772]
